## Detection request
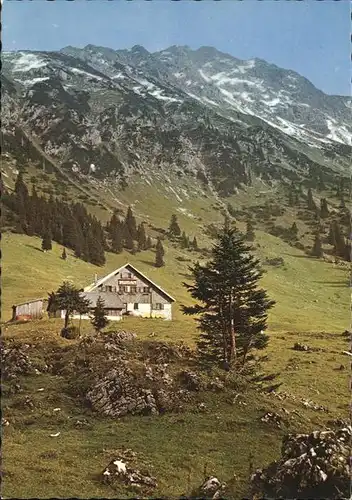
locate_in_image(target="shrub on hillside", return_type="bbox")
[61,326,80,340]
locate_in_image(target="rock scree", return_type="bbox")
[251,426,351,499]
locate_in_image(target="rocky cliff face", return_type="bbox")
[1,45,350,199]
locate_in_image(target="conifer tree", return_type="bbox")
[320,198,329,219]
[41,229,52,252]
[181,231,189,249]
[125,206,137,240]
[168,214,181,237]
[61,247,67,260]
[245,220,255,242]
[192,236,199,250]
[307,188,316,211]
[155,238,165,267]
[290,222,298,238]
[137,223,147,251]
[111,223,124,253]
[311,233,323,258]
[332,221,346,258]
[182,226,275,369]
[327,222,336,247]
[91,296,109,333]
[123,226,134,250]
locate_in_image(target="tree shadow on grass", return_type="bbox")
[25,244,43,253]
[139,259,156,268]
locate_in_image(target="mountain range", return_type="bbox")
[1,44,350,202]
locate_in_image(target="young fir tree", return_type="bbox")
[320,198,329,219]
[111,223,124,254]
[312,233,323,258]
[327,222,336,247]
[307,188,316,211]
[245,220,255,242]
[155,238,165,267]
[125,206,138,240]
[182,226,275,369]
[168,214,181,237]
[192,236,199,251]
[137,223,147,251]
[91,296,109,333]
[53,281,90,330]
[181,231,189,249]
[41,229,52,252]
[332,221,346,258]
[290,222,298,238]
[61,247,67,260]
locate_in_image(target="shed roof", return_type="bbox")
[84,263,176,302]
[13,298,46,307]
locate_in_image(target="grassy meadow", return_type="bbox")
[2,225,350,499]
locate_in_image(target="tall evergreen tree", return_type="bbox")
[182,226,275,369]
[91,296,109,333]
[311,233,323,258]
[192,236,199,251]
[111,223,124,253]
[181,231,189,249]
[332,221,346,258]
[137,223,147,251]
[290,222,298,238]
[327,222,336,247]
[155,238,165,267]
[168,214,181,237]
[320,198,329,219]
[123,225,134,250]
[307,188,316,211]
[245,220,255,242]
[125,206,137,240]
[41,228,52,252]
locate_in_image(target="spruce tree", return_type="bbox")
[181,231,189,249]
[111,223,124,253]
[91,296,109,333]
[327,222,336,246]
[137,223,147,251]
[320,198,329,219]
[290,222,298,238]
[123,226,134,251]
[192,236,199,251]
[312,233,323,258]
[41,229,52,252]
[182,226,275,369]
[245,220,255,242]
[61,247,67,260]
[155,238,165,267]
[125,206,137,240]
[168,214,181,237]
[332,221,346,258]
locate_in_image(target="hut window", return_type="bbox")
[134,303,139,310]
[130,286,137,294]
[108,286,113,292]
[154,303,164,310]
[142,287,150,293]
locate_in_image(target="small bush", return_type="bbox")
[61,326,79,340]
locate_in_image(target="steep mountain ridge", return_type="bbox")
[1,45,350,203]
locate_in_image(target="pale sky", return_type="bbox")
[2,0,350,96]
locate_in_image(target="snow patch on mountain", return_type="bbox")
[71,68,103,80]
[10,52,47,73]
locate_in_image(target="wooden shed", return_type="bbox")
[12,298,46,321]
